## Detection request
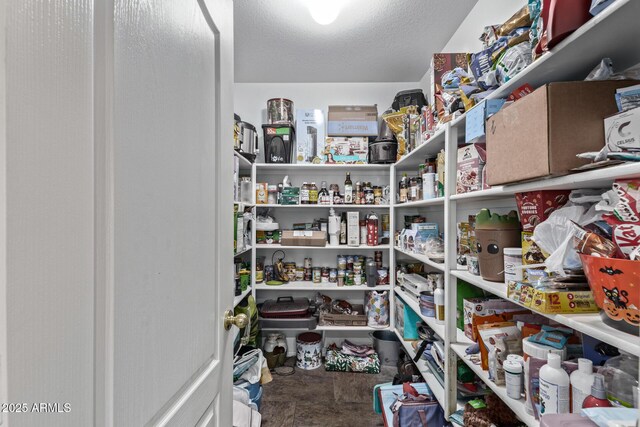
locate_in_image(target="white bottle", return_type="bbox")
[539,353,570,415]
[570,358,595,413]
[327,208,340,246]
[434,282,444,324]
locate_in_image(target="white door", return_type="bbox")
[96,0,235,426]
[0,0,235,426]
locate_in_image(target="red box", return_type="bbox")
[515,190,570,231]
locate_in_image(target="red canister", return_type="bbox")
[366,213,379,246]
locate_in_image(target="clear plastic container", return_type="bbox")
[599,350,639,408]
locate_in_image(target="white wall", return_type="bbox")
[234,82,420,162]
[419,0,527,95]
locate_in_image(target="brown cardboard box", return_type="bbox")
[327,105,378,137]
[280,230,327,247]
[486,81,634,185]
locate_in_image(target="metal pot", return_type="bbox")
[369,139,398,164]
[237,121,258,162]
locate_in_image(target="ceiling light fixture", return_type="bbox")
[307,0,341,25]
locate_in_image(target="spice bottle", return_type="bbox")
[309,182,318,204]
[300,182,310,204]
[399,173,408,204]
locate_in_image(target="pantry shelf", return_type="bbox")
[451,343,538,427]
[394,126,447,170]
[255,163,391,172]
[394,329,449,410]
[234,246,252,257]
[451,270,640,357]
[394,247,445,272]
[395,287,445,339]
[233,150,253,170]
[254,282,391,291]
[451,162,640,202]
[393,197,445,208]
[256,244,391,250]
[233,287,252,309]
[256,204,390,209]
[315,325,382,332]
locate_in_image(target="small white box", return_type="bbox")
[295,109,325,164]
[604,106,640,152]
[347,211,360,247]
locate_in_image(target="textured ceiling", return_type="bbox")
[234,0,478,83]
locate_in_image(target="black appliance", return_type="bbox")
[369,139,398,164]
[392,89,427,111]
[263,124,295,164]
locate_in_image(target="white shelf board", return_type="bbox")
[234,150,253,170]
[254,282,390,291]
[255,163,391,172]
[451,343,538,427]
[394,126,447,170]
[256,244,391,250]
[395,287,445,339]
[233,246,252,257]
[394,247,445,272]
[394,329,447,409]
[451,162,640,202]
[393,197,445,209]
[456,328,474,346]
[233,287,252,309]
[451,270,640,357]
[256,204,390,209]
[315,325,381,331]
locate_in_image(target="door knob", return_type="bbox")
[224,310,249,331]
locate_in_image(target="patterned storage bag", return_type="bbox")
[391,383,447,427]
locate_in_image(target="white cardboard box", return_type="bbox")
[604,106,640,152]
[295,109,325,164]
[347,211,360,247]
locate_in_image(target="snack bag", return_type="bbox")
[601,179,640,258]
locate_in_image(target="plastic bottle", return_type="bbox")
[570,358,595,413]
[434,281,444,324]
[539,353,570,415]
[600,350,639,408]
[582,374,612,409]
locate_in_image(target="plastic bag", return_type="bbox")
[532,200,604,275]
[585,58,614,81]
[496,42,533,84]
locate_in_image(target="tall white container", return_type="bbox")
[570,358,595,413]
[539,353,570,415]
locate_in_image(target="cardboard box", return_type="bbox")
[411,222,439,242]
[522,231,550,283]
[507,282,598,314]
[280,230,327,247]
[515,190,570,231]
[319,304,367,326]
[323,137,369,164]
[465,99,506,143]
[327,105,378,137]
[486,81,634,186]
[604,106,640,153]
[462,298,521,341]
[281,187,300,205]
[295,109,325,164]
[256,229,280,245]
[429,53,469,106]
[456,143,487,194]
[347,211,359,247]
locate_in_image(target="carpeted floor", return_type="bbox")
[260,362,396,427]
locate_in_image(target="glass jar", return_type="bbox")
[240,177,252,203]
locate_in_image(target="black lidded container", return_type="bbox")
[392,89,427,111]
[263,124,295,163]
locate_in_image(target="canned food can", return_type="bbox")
[377,268,389,285]
[345,271,355,286]
[354,274,363,286]
[346,256,355,270]
[296,267,304,281]
[313,267,321,283]
[321,267,330,283]
[337,255,347,270]
[304,268,312,281]
[304,257,312,269]
[329,268,338,283]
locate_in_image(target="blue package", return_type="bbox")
[465,98,506,143]
[581,407,638,427]
[590,0,617,16]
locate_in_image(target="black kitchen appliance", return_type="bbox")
[263,124,295,164]
[392,89,427,111]
[369,139,398,164]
